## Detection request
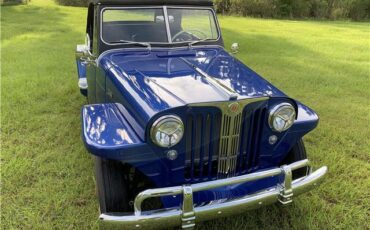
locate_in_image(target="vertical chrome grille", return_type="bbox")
[218,113,243,178]
[184,98,268,181]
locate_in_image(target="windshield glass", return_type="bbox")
[102,8,168,43]
[168,8,218,43]
[101,7,219,44]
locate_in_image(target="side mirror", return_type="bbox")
[85,33,91,53]
[155,15,165,22]
[168,15,174,23]
[156,15,174,23]
[76,44,88,59]
[76,34,92,58]
[231,43,239,54]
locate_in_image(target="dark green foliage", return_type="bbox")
[348,0,370,20]
[52,0,370,20]
[214,0,232,14]
[214,0,370,20]
[229,0,279,18]
[0,0,28,6]
[54,0,88,7]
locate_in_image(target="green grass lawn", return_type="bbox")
[1,0,369,229]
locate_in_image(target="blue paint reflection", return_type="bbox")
[83,104,140,147]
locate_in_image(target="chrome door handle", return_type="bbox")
[107,90,113,99]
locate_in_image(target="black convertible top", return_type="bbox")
[89,0,213,6]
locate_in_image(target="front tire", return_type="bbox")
[281,139,309,179]
[95,157,130,213]
[80,88,87,97]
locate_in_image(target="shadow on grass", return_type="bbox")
[222,27,310,54]
[221,27,368,94]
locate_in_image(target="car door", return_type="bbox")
[85,50,97,104]
[87,5,108,104]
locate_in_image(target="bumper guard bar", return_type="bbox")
[100,159,327,229]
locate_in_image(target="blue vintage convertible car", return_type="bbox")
[75,0,327,229]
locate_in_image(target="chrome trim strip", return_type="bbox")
[218,109,242,177]
[180,57,238,100]
[100,160,327,229]
[163,6,172,43]
[195,66,239,100]
[289,159,310,171]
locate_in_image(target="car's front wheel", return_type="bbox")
[280,139,309,179]
[95,157,131,213]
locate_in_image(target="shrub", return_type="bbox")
[214,0,370,20]
[348,0,370,20]
[228,0,278,18]
[0,0,28,5]
[52,0,370,21]
[291,0,311,17]
[214,0,232,14]
[309,0,328,18]
[54,0,88,7]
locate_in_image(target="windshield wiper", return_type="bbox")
[109,40,151,50]
[188,38,212,49]
[109,39,210,50]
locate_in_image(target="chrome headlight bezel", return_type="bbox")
[150,115,184,148]
[268,103,296,132]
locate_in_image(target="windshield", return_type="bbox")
[101,7,219,45]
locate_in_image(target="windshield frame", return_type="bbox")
[100,6,221,46]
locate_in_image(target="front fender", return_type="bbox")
[81,103,157,162]
[291,101,319,132]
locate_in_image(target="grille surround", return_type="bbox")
[184,98,268,181]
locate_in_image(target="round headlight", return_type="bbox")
[150,115,184,148]
[268,103,296,132]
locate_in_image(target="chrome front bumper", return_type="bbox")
[100,159,327,229]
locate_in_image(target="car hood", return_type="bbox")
[99,47,285,128]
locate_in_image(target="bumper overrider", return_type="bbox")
[100,159,327,229]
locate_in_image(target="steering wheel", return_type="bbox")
[172,29,208,42]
